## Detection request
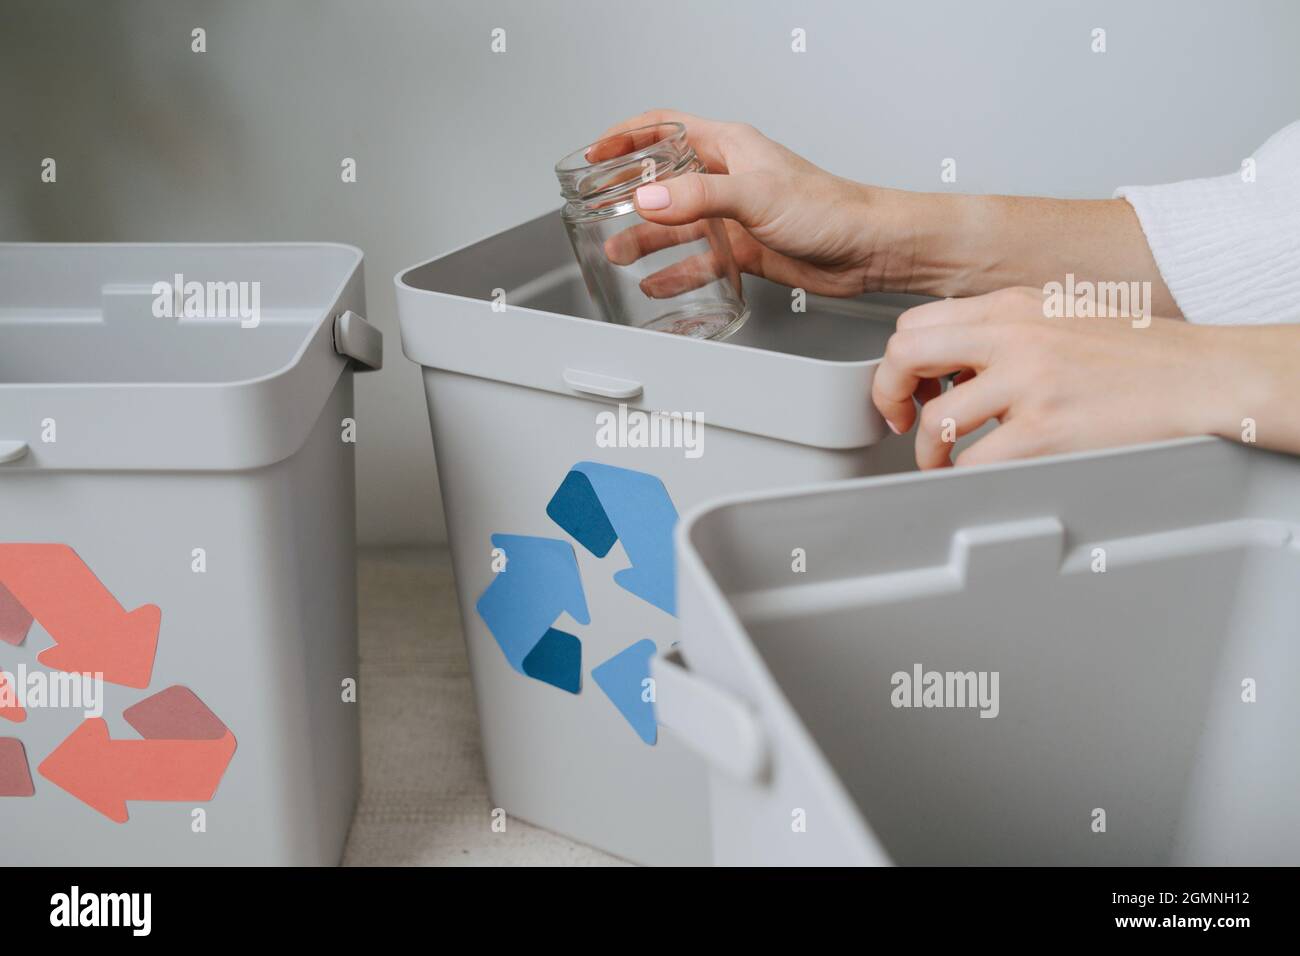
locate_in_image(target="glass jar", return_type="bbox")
[555,122,748,340]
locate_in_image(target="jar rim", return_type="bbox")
[555,122,693,206]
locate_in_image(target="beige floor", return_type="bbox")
[342,548,626,866]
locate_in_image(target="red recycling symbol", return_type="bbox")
[0,544,237,821]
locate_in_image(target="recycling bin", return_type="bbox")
[0,242,378,865]
[395,210,919,865]
[662,436,1300,865]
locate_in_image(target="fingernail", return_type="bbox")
[636,184,671,209]
[886,419,903,435]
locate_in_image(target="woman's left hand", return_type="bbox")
[871,287,1299,469]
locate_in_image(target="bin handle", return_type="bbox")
[562,368,643,400]
[0,441,30,465]
[333,310,383,371]
[652,648,768,782]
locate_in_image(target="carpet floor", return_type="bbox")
[341,548,626,866]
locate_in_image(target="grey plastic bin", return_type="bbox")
[0,243,377,865]
[663,437,1300,866]
[395,210,920,865]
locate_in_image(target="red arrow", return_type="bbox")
[38,718,237,823]
[0,737,35,797]
[0,580,33,646]
[0,544,159,688]
[0,669,24,723]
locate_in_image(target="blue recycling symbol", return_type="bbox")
[474,462,677,745]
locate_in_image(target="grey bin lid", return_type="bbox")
[0,243,374,472]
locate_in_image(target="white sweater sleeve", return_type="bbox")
[1114,120,1300,325]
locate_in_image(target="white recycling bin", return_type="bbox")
[663,437,1300,866]
[0,242,378,865]
[395,210,919,865]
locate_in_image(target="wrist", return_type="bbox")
[1177,326,1261,442]
[860,188,995,298]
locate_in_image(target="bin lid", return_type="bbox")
[395,210,925,451]
[0,243,366,471]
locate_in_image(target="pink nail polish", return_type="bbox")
[887,420,902,435]
[635,184,671,210]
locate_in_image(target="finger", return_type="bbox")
[914,373,1010,470]
[954,420,1045,468]
[894,287,1044,332]
[725,227,866,296]
[587,125,680,162]
[593,110,732,171]
[639,250,725,298]
[894,296,994,332]
[603,221,708,266]
[612,218,783,291]
[871,326,999,433]
[633,171,768,227]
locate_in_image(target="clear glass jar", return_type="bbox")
[555,122,748,340]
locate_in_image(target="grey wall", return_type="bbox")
[3,0,1297,544]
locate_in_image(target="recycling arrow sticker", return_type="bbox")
[40,686,237,824]
[475,533,589,676]
[547,461,677,615]
[0,543,237,821]
[475,461,679,744]
[0,544,160,688]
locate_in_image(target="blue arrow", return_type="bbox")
[475,534,590,672]
[546,469,617,558]
[550,462,678,616]
[593,638,658,745]
[522,627,582,694]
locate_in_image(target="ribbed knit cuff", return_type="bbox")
[1115,121,1300,325]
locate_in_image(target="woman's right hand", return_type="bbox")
[592,109,1181,314]
[593,109,910,298]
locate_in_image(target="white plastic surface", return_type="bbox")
[395,211,920,865]
[561,368,644,400]
[0,243,368,865]
[0,440,29,464]
[651,650,767,782]
[674,437,1300,865]
[334,309,384,371]
[0,243,366,471]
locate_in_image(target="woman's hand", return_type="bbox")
[872,287,1300,468]
[596,109,910,298]
[594,109,1177,312]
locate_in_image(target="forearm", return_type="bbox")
[869,188,1179,316]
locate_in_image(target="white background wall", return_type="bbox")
[3,0,1297,544]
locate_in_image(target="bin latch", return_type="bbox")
[562,368,643,400]
[333,310,383,372]
[652,649,768,783]
[0,441,30,465]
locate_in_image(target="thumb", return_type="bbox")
[633,172,764,227]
